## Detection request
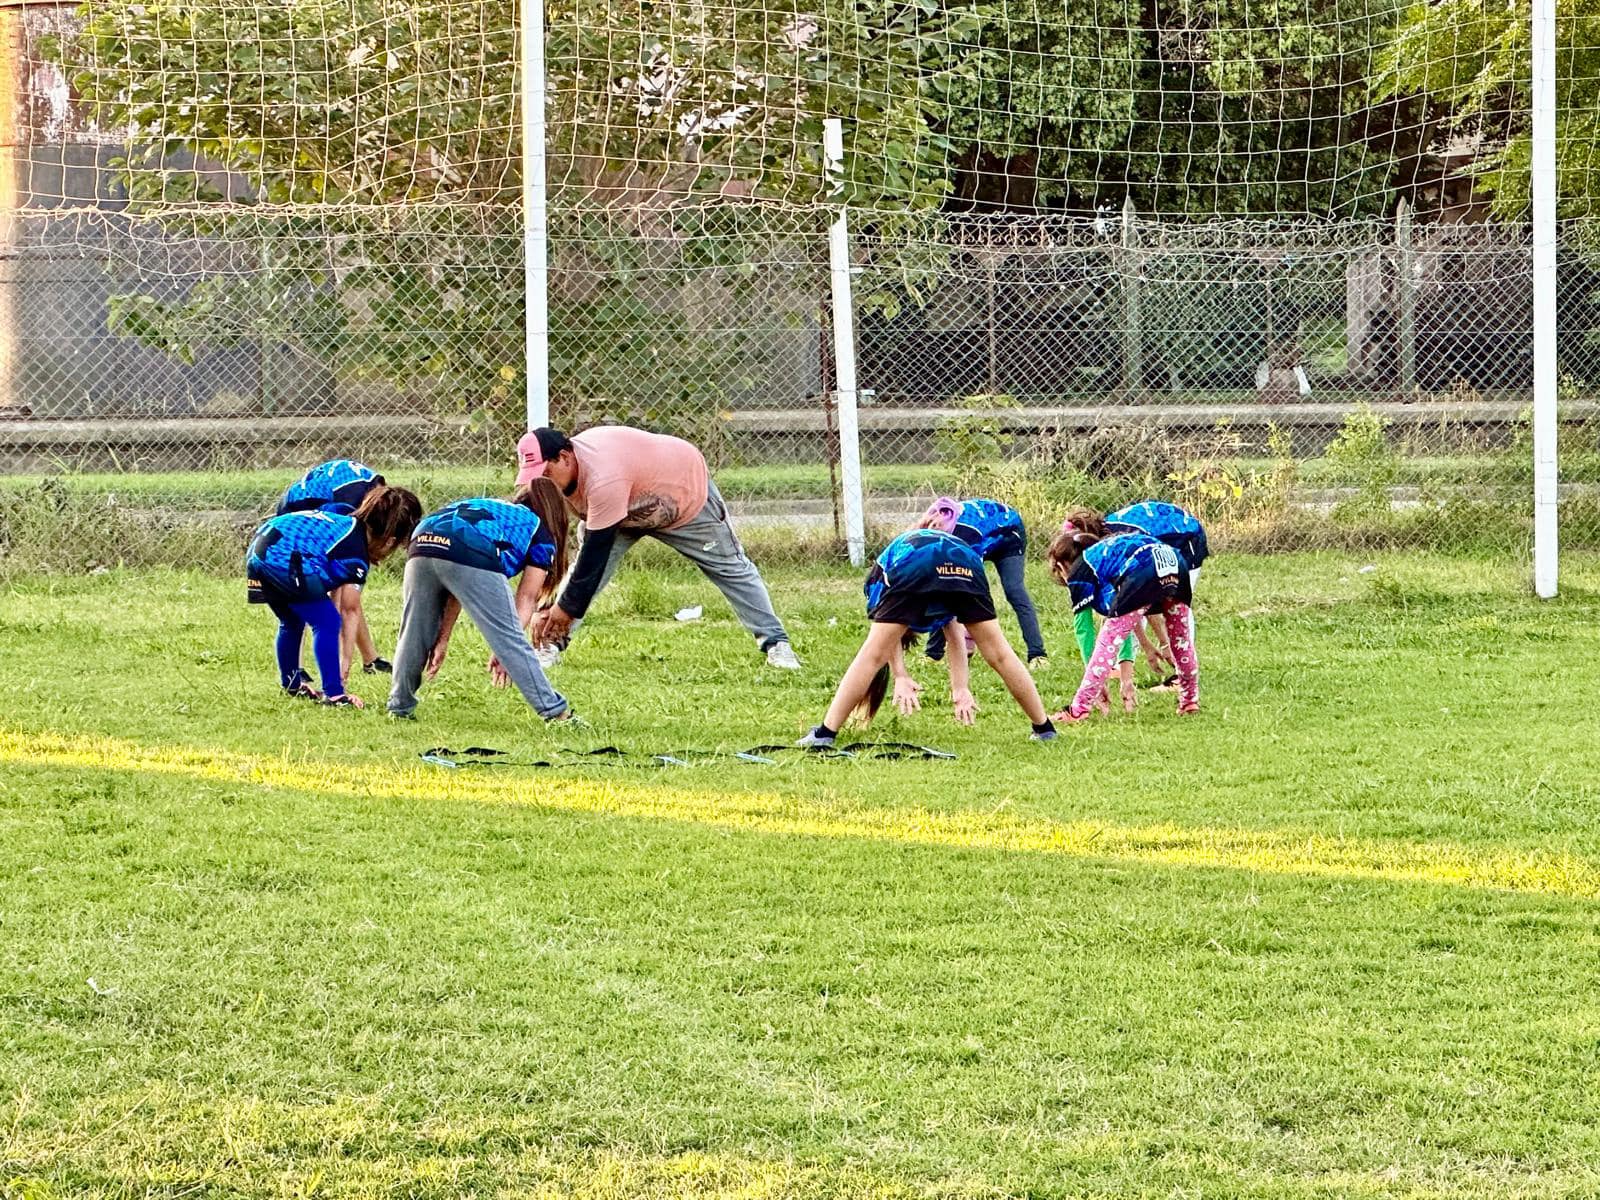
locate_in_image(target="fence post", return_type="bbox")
[824,118,866,567]
[1120,196,1141,399]
[1396,199,1417,396]
[520,0,550,429]
[986,246,999,396]
[1531,0,1559,598]
[0,6,18,416]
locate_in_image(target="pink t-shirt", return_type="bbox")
[568,426,710,532]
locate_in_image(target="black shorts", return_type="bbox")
[869,587,997,632]
[1109,568,1193,618]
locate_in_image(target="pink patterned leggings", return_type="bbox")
[1069,601,1198,717]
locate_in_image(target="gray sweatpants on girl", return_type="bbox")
[387,555,568,719]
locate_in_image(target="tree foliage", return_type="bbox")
[49,0,1451,423]
[1377,0,1600,220]
[940,0,1415,217]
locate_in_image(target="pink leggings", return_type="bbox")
[1069,602,1198,717]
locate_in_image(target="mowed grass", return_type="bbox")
[4,549,1600,1198]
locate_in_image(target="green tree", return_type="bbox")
[1376,0,1600,220]
[53,0,958,424]
[938,0,1414,216]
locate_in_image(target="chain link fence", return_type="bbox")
[848,215,1600,559]
[3,2,1599,573]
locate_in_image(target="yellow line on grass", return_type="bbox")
[5,726,1597,900]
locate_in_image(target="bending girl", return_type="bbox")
[797,527,1056,748]
[387,478,576,722]
[277,458,394,673]
[1046,527,1199,721]
[1104,499,1208,677]
[246,486,422,707]
[919,497,1049,669]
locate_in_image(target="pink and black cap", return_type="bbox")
[515,428,573,486]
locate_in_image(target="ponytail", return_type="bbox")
[353,485,422,554]
[1046,526,1100,575]
[854,631,919,724]
[860,666,892,723]
[1061,507,1108,539]
[510,477,571,602]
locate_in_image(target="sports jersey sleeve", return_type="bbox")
[1067,559,1098,613]
[329,477,374,511]
[524,521,557,570]
[324,526,369,588]
[949,521,984,551]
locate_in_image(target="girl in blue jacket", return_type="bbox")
[797,527,1056,747]
[920,497,1048,669]
[277,459,395,673]
[1046,526,1199,721]
[247,486,421,707]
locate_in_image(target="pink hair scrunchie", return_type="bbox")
[924,497,961,533]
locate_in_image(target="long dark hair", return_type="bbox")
[858,631,921,724]
[510,477,571,601]
[353,485,422,560]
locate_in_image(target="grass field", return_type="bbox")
[5,549,1600,1198]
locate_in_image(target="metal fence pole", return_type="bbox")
[824,118,866,567]
[1120,197,1141,398]
[520,0,550,430]
[1531,0,1558,598]
[1396,199,1417,396]
[0,5,18,416]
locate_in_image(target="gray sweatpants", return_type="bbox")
[565,479,788,650]
[388,555,568,719]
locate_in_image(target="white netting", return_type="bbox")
[1,0,1599,568]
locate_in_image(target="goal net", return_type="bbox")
[1,0,1597,567]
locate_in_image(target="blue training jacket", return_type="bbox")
[865,529,988,612]
[246,510,369,603]
[277,459,382,516]
[1106,500,1208,570]
[409,498,557,579]
[949,498,1025,560]
[1067,531,1183,616]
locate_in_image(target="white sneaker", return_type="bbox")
[766,641,802,670]
[1028,655,1050,673]
[795,726,835,749]
[533,643,562,670]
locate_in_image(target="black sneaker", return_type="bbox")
[364,657,393,674]
[283,668,321,701]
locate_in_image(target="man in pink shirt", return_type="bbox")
[518,425,800,669]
